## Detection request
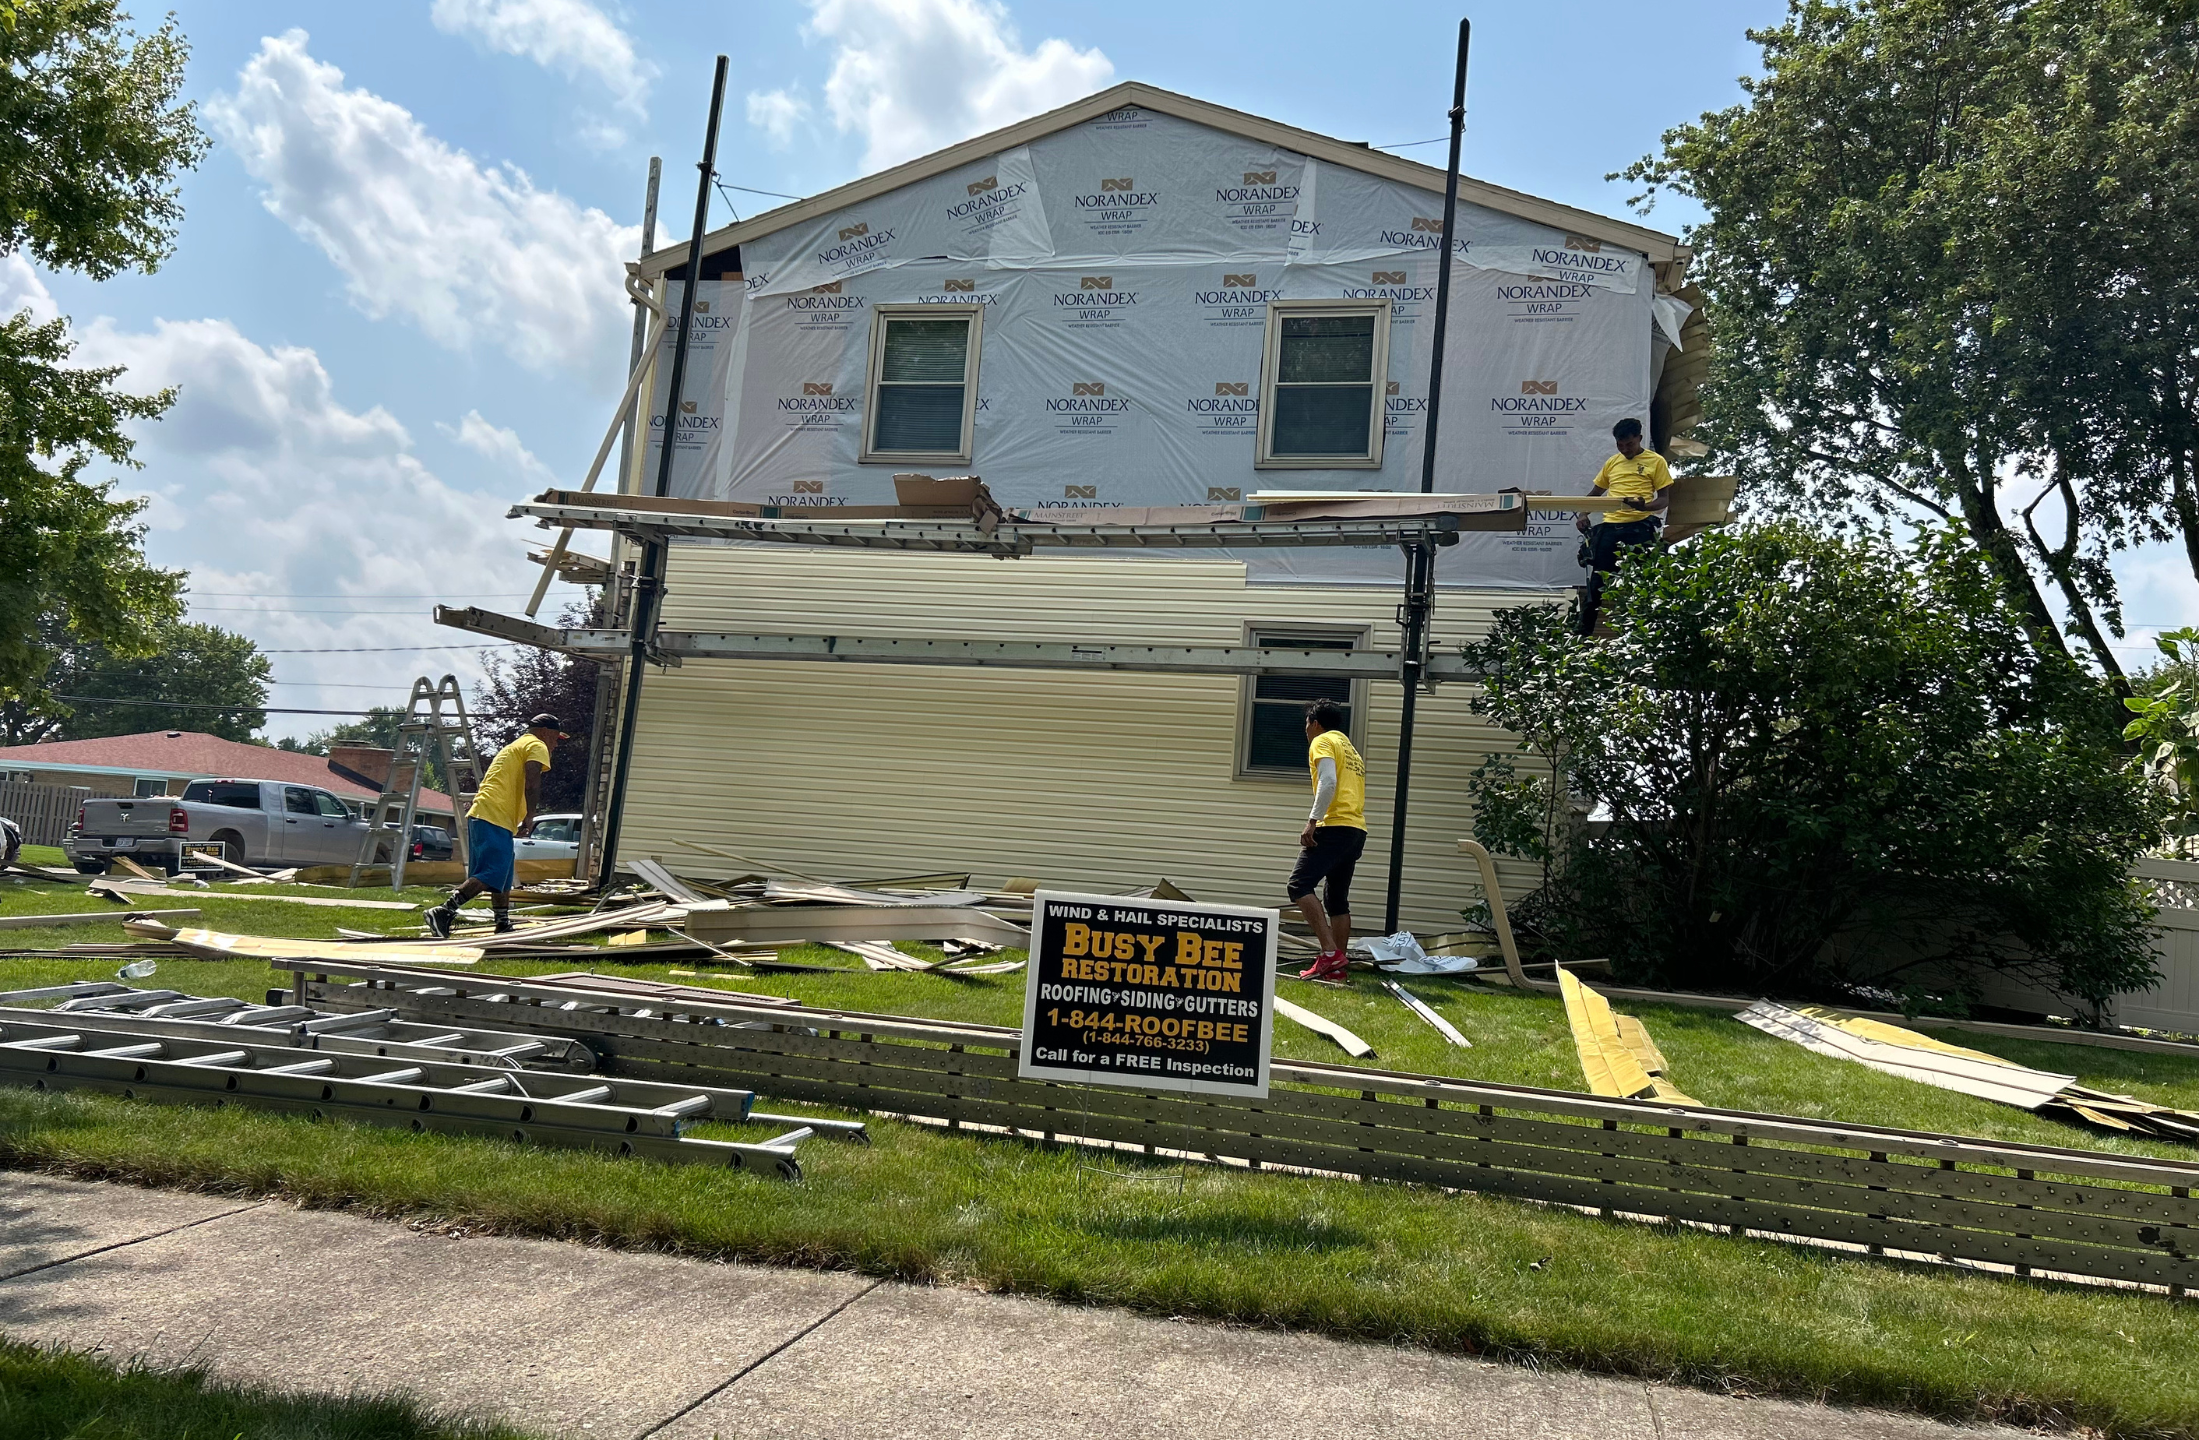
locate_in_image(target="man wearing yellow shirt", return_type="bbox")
[424,714,565,937]
[1575,417,1673,635]
[1291,699,1368,983]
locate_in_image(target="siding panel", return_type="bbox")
[619,545,1555,931]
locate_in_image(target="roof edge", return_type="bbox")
[641,80,1686,281]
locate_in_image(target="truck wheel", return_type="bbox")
[74,859,111,875]
[210,831,245,867]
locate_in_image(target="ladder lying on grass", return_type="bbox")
[349,675,486,891]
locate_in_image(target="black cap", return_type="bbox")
[528,713,569,737]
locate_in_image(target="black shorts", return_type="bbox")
[1287,826,1367,911]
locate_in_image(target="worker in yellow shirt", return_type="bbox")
[424,713,564,937]
[1291,698,1368,983]
[1575,416,1673,635]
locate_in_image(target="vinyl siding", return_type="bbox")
[618,544,1556,933]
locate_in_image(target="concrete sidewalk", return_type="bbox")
[0,1172,2009,1440]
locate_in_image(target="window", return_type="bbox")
[861,305,982,464]
[1255,300,1391,469]
[314,791,351,819]
[133,777,167,798]
[1236,626,1369,779]
[531,818,578,843]
[184,782,262,809]
[284,786,318,816]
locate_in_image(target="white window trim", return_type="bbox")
[859,303,985,465]
[1254,298,1392,470]
[1233,622,1372,783]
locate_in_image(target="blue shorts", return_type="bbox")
[466,817,515,892]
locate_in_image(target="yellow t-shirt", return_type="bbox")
[468,733,551,833]
[1592,449,1674,526]
[1308,729,1367,831]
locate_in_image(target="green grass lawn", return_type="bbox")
[5,867,2199,1434]
[0,1336,537,1440]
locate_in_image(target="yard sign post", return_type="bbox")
[1020,890,1279,1099]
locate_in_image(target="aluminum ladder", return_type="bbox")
[347,675,485,890]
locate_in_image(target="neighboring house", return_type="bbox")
[0,731,455,819]
[520,83,1708,930]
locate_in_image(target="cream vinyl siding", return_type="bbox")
[618,545,1554,933]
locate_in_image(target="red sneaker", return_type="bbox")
[1298,950,1349,982]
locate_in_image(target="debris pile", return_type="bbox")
[1740,1000,2199,1142]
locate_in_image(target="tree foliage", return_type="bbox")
[471,647,598,814]
[0,620,271,744]
[0,0,208,716]
[1463,526,2162,1011]
[1626,0,2199,693]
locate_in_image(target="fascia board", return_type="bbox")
[640,80,1687,280]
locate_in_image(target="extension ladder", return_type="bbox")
[348,675,486,890]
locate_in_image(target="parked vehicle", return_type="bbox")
[515,812,582,863]
[410,823,454,862]
[66,779,374,874]
[1,816,19,871]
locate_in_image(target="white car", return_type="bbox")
[515,812,582,862]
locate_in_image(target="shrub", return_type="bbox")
[1461,525,2161,1010]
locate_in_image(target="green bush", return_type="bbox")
[1462,525,2162,1009]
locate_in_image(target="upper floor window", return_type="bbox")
[861,305,983,464]
[1256,300,1391,469]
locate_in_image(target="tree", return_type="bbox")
[471,602,600,814]
[1624,0,2199,698]
[1,1,209,716]
[15,621,271,742]
[1462,526,2162,1012]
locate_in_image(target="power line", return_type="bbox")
[1374,136,1450,150]
[723,181,803,200]
[190,591,547,600]
[189,607,445,615]
[51,694,540,719]
[257,644,517,654]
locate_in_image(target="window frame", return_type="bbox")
[1254,299,1392,470]
[132,777,167,798]
[1233,622,1373,783]
[858,303,985,466]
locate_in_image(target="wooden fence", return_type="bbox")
[286,960,2199,1295]
[0,781,83,848]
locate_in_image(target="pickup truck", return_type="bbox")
[65,779,377,874]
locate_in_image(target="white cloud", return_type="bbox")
[747,87,812,148]
[0,253,60,324]
[430,0,654,116]
[69,315,555,723]
[439,408,558,486]
[206,31,638,379]
[794,0,1112,170]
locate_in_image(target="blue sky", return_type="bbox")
[7,0,2184,740]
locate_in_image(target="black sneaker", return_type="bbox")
[423,903,454,939]
[493,918,515,934]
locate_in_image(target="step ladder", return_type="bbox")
[348,675,485,890]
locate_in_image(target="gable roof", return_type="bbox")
[642,81,1689,288]
[0,731,456,811]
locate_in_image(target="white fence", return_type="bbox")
[0,781,82,849]
[2120,858,2199,1036]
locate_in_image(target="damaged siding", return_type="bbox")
[616,544,1550,933]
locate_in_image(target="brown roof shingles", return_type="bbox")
[0,731,455,811]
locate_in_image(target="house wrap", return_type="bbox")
[587,83,1699,927]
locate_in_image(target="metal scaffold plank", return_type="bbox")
[433,608,1482,684]
[507,499,1501,555]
